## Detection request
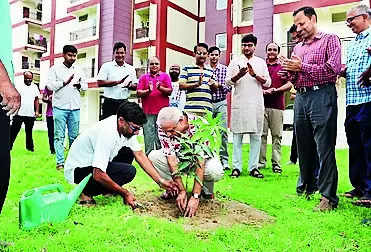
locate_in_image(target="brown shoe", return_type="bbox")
[313,197,337,212]
[56,164,64,171]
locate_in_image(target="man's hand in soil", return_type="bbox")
[184,196,199,217]
[176,190,187,213]
[123,191,136,209]
[64,74,74,86]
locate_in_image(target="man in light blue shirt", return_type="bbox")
[343,5,371,208]
[0,1,21,214]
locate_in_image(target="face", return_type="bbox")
[266,43,279,61]
[290,31,302,43]
[23,72,33,86]
[209,50,220,64]
[169,65,180,79]
[114,47,126,64]
[241,42,255,57]
[149,58,160,74]
[346,11,368,34]
[161,120,183,137]
[118,117,142,138]
[194,46,208,65]
[63,52,77,66]
[294,11,316,40]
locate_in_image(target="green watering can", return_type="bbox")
[19,174,92,230]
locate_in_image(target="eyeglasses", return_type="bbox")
[149,63,160,66]
[346,14,365,25]
[241,43,255,47]
[195,51,208,56]
[267,48,278,52]
[127,122,141,132]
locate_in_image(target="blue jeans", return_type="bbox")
[53,107,80,165]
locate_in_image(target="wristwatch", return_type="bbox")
[192,193,199,199]
[251,73,257,78]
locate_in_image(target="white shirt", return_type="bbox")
[46,63,88,110]
[96,60,138,100]
[64,115,142,184]
[16,83,40,117]
[169,81,186,111]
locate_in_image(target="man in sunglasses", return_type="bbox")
[64,101,178,208]
[137,56,172,156]
[179,43,219,117]
[148,107,224,217]
[342,5,371,208]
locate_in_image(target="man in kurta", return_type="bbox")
[226,34,271,178]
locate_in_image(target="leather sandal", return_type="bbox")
[343,188,363,199]
[352,196,371,208]
[272,166,282,173]
[249,168,264,179]
[230,169,240,178]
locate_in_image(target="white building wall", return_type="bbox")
[166,48,194,70]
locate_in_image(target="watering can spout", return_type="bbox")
[67,174,92,203]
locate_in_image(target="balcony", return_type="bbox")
[23,8,42,22]
[70,26,97,41]
[27,33,47,52]
[135,27,149,40]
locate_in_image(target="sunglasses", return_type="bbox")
[346,14,365,25]
[241,43,255,47]
[195,51,208,56]
[149,63,160,66]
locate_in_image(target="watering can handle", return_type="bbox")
[36,184,64,194]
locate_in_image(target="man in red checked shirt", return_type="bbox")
[280,6,341,212]
[137,56,172,155]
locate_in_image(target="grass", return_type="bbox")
[0,130,370,252]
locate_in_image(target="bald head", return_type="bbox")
[23,71,33,86]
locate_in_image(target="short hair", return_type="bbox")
[193,42,209,53]
[348,5,369,16]
[241,34,257,46]
[157,107,183,127]
[265,42,281,54]
[63,45,77,54]
[293,6,317,22]
[113,41,126,54]
[289,24,297,34]
[208,46,221,54]
[117,101,147,125]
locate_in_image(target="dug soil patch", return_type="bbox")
[133,192,273,231]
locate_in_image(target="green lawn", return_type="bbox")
[1,130,370,251]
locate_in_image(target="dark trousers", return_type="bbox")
[345,102,371,199]
[101,97,126,120]
[10,115,35,151]
[0,102,11,213]
[290,128,298,163]
[101,97,134,162]
[46,116,55,153]
[74,162,136,197]
[294,84,339,204]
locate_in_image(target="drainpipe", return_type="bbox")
[197,0,200,43]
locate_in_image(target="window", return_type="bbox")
[332,12,346,23]
[216,33,227,51]
[79,14,88,22]
[216,0,227,10]
[77,53,86,59]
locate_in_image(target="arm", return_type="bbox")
[167,155,187,213]
[34,97,40,117]
[136,76,150,98]
[0,60,20,116]
[184,159,205,217]
[157,74,172,96]
[178,67,201,90]
[79,71,88,91]
[226,60,247,86]
[96,64,119,87]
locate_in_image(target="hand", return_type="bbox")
[237,66,248,78]
[118,75,129,85]
[277,70,289,80]
[281,55,302,72]
[0,84,20,116]
[159,178,179,194]
[290,94,296,100]
[197,73,204,87]
[247,63,256,77]
[184,196,199,217]
[358,66,371,87]
[35,112,41,118]
[176,190,187,213]
[339,66,347,78]
[64,74,74,86]
[73,82,81,90]
[156,80,161,90]
[263,88,276,95]
[123,191,136,209]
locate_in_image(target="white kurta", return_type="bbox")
[226,55,271,134]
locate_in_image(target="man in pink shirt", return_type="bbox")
[281,6,341,212]
[137,56,172,155]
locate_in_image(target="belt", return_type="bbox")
[212,98,227,103]
[296,83,332,94]
[104,97,126,103]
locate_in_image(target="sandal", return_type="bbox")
[352,196,371,208]
[343,188,363,199]
[249,168,264,179]
[79,198,96,206]
[272,166,282,174]
[230,169,240,178]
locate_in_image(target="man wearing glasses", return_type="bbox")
[137,56,172,155]
[179,43,219,117]
[64,101,178,208]
[226,34,271,179]
[342,5,371,208]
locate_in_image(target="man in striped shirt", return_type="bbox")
[179,43,219,117]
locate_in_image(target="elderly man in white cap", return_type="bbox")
[148,107,224,217]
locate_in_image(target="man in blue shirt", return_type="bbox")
[0,1,21,214]
[343,5,371,208]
